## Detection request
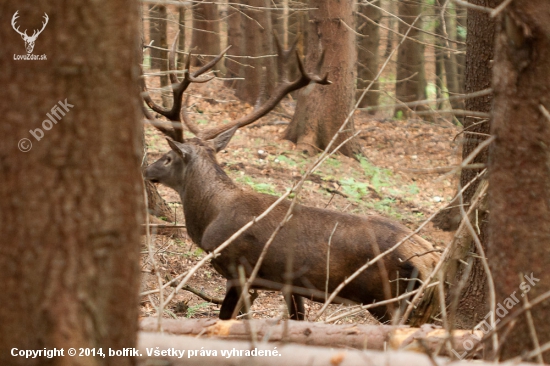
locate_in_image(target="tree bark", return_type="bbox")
[190,0,221,67]
[488,1,550,361]
[284,0,362,158]
[356,0,381,110]
[429,0,502,331]
[235,0,277,105]
[394,0,427,118]
[0,1,143,365]
[433,0,500,232]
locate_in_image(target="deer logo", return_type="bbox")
[11,11,49,54]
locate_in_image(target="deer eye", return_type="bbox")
[164,156,172,166]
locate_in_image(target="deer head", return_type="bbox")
[12,11,49,54]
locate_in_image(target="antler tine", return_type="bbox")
[168,30,181,85]
[295,50,330,85]
[142,42,230,142]
[181,95,201,136]
[192,45,231,78]
[199,40,331,141]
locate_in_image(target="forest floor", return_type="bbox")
[140,77,460,325]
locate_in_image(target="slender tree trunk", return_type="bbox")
[488,1,550,361]
[235,0,277,105]
[383,0,396,58]
[443,3,463,112]
[0,1,143,365]
[287,0,308,82]
[394,0,427,117]
[225,1,243,89]
[177,6,186,67]
[455,3,467,89]
[149,5,170,107]
[271,0,285,39]
[285,0,361,158]
[356,0,381,110]
[190,0,221,66]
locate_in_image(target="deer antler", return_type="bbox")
[194,36,331,141]
[11,11,48,40]
[142,30,229,142]
[31,13,49,40]
[11,11,26,38]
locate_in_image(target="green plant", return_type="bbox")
[276,155,297,166]
[340,177,370,201]
[186,302,210,318]
[237,176,278,195]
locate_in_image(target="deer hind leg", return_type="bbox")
[284,293,305,320]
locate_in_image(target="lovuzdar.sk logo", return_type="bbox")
[12,10,48,60]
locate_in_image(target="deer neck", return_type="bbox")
[179,158,236,244]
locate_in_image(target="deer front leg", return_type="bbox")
[219,283,240,320]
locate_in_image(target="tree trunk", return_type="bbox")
[149,5,170,107]
[190,0,221,67]
[394,0,427,118]
[271,0,285,39]
[0,1,143,365]
[177,6,186,67]
[284,0,362,158]
[225,2,243,88]
[443,2,463,112]
[425,1,502,331]
[235,0,277,105]
[356,0,381,110]
[432,0,500,233]
[287,0,308,82]
[488,1,550,361]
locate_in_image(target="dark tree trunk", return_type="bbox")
[0,1,143,365]
[356,0,381,110]
[284,0,361,158]
[394,0,427,117]
[488,1,550,361]
[443,0,502,330]
[419,1,502,330]
[235,0,277,105]
[190,0,221,67]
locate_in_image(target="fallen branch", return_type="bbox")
[137,330,533,366]
[140,318,481,356]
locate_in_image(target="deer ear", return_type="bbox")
[166,139,191,160]
[213,126,238,152]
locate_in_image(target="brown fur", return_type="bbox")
[145,131,440,321]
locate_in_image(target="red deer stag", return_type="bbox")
[143,36,439,322]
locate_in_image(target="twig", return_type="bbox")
[452,0,493,13]
[520,276,543,364]
[490,0,513,18]
[325,223,339,302]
